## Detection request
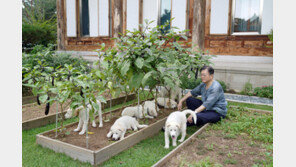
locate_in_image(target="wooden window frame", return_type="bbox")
[230,0,263,35]
[65,0,113,39]
[124,0,190,36]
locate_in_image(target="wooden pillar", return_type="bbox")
[113,0,123,38]
[57,0,65,50]
[192,0,206,52]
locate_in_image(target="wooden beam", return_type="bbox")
[113,0,123,38]
[57,0,65,50]
[122,0,127,34]
[192,0,206,51]
[139,0,143,31]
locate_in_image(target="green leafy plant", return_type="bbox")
[253,85,273,99]
[240,81,253,96]
[22,45,89,97]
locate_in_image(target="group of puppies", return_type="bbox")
[64,86,196,148]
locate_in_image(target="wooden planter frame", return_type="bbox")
[151,108,272,166]
[23,94,136,130]
[36,100,167,165]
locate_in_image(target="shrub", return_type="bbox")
[217,80,227,92]
[22,20,57,52]
[180,76,202,90]
[22,45,90,96]
[253,85,273,99]
[240,81,253,96]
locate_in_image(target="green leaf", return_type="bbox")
[135,58,144,69]
[129,73,144,90]
[96,96,107,103]
[39,94,48,103]
[145,48,153,56]
[142,71,154,85]
[181,35,188,40]
[101,60,109,69]
[120,60,130,76]
[22,83,37,88]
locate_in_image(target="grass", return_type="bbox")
[227,101,273,111]
[23,94,273,167]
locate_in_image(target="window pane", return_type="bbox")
[234,0,260,33]
[160,0,171,31]
[81,0,90,36]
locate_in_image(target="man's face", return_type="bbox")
[200,69,213,83]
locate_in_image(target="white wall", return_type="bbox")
[261,0,273,34]
[89,0,99,37]
[171,0,187,32]
[127,0,139,31]
[66,0,76,37]
[99,0,109,36]
[143,0,158,31]
[210,0,229,34]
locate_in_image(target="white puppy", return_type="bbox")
[65,100,103,135]
[157,97,177,109]
[164,109,197,149]
[159,86,182,102]
[143,100,159,119]
[121,105,144,119]
[107,116,148,140]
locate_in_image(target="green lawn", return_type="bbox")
[23,97,273,167]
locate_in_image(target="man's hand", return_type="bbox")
[177,101,182,110]
[187,115,193,123]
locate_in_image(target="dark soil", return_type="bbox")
[43,107,175,151]
[163,129,270,167]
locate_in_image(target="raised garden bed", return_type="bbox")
[36,99,178,165]
[22,93,136,130]
[152,107,273,166]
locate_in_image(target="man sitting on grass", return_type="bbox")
[177,65,227,126]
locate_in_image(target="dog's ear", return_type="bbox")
[166,123,171,128]
[176,124,180,129]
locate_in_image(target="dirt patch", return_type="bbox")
[163,129,271,167]
[22,91,128,122]
[42,107,175,151]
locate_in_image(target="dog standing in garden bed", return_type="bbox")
[164,109,197,149]
[107,116,148,140]
[64,100,103,135]
[159,86,182,102]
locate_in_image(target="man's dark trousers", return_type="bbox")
[186,97,225,126]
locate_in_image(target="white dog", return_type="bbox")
[65,100,103,135]
[107,116,148,140]
[157,97,177,109]
[121,105,144,119]
[164,109,197,149]
[159,86,182,102]
[143,100,159,118]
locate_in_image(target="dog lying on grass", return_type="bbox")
[157,97,177,109]
[143,100,159,118]
[64,100,103,135]
[164,109,197,149]
[159,86,182,102]
[107,116,148,140]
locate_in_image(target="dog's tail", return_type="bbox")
[182,109,197,124]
